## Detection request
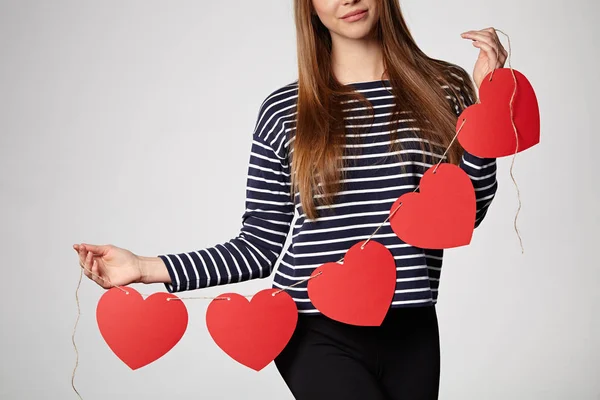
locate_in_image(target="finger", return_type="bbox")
[483,27,499,41]
[472,41,499,67]
[498,51,507,67]
[85,251,94,279]
[78,247,88,269]
[499,45,508,64]
[463,32,501,62]
[483,27,502,46]
[91,258,108,289]
[82,243,110,256]
[78,244,86,261]
[461,31,495,46]
[82,263,92,280]
[89,255,105,287]
[78,247,92,279]
[482,27,507,59]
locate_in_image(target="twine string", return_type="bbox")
[75,261,323,301]
[271,271,323,296]
[77,263,243,300]
[494,28,524,253]
[71,267,84,400]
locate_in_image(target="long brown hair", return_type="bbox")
[292,0,476,220]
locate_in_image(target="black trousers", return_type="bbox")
[274,305,440,400]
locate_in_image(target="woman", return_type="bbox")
[75,0,506,398]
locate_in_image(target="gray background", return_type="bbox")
[1,0,598,399]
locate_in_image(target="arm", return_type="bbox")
[148,102,295,292]
[451,72,499,229]
[460,149,497,228]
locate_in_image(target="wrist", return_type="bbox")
[136,255,171,284]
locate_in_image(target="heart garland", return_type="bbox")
[87,63,540,374]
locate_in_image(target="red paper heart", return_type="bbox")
[457,68,540,158]
[389,163,476,249]
[307,240,396,326]
[96,287,188,370]
[206,288,298,371]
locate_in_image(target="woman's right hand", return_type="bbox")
[74,243,143,289]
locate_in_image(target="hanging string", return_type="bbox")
[493,29,524,254]
[71,267,84,400]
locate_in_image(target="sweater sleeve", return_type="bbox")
[157,101,295,293]
[452,76,499,229]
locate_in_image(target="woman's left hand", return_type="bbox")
[460,27,508,90]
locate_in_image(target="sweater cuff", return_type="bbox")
[461,148,496,167]
[158,254,182,293]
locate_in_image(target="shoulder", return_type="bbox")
[258,80,299,112]
[253,80,299,157]
[255,80,299,134]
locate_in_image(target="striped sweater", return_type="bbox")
[158,67,498,314]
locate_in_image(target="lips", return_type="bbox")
[341,9,367,19]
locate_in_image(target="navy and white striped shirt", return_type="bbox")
[158,66,498,314]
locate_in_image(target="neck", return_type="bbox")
[330,32,386,85]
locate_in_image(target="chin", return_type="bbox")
[337,26,377,40]
[343,30,375,40]
[334,16,377,40]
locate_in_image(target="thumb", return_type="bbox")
[80,243,112,255]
